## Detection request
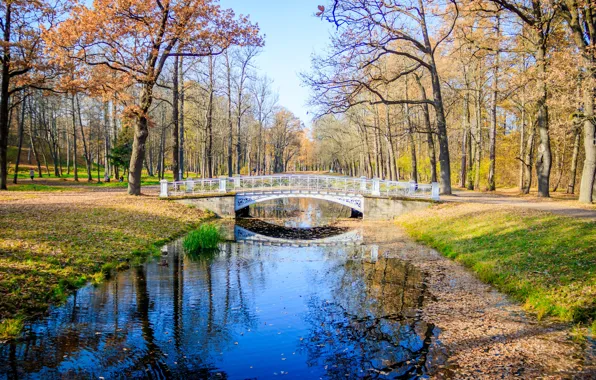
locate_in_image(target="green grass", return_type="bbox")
[0,318,24,341]
[9,184,72,192]
[183,224,222,254]
[398,203,596,323]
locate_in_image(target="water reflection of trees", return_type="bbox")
[299,257,436,378]
[249,198,351,227]
[0,241,266,377]
[0,241,440,378]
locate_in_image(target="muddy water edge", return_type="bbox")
[355,221,595,378]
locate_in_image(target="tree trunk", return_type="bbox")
[523,125,535,194]
[206,56,215,178]
[71,95,79,181]
[535,42,552,197]
[128,85,153,195]
[414,75,437,183]
[567,126,581,194]
[226,51,233,177]
[112,101,119,180]
[66,120,71,175]
[75,95,92,181]
[429,68,452,193]
[172,55,180,181]
[474,83,482,190]
[488,14,501,191]
[518,101,526,191]
[12,94,26,184]
[0,3,11,190]
[179,57,185,178]
[404,88,418,182]
[103,102,110,178]
[579,73,596,203]
[28,113,42,177]
[552,135,567,193]
[158,108,166,179]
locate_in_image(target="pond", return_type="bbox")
[0,199,442,379]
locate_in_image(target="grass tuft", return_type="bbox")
[183,224,222,254]
[0,318,24,340]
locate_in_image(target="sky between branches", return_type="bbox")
[220,0,332,126]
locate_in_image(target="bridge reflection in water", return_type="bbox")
[233,216,364,248]
[235,225,365,248]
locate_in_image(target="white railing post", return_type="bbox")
[219,176,227,193]
[431,182,440,201]
[370,245,379,263]
[160,179,169,197]
[372,178,381,196]
[186,179,195,194]
[233,175,241,189]
[409,180,417,196]
[360,176,367,192]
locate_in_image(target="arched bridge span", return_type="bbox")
[160,174,439,218]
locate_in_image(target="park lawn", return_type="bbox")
[8,173,175,191]
[0,190,209,339]
[398,203,596,324]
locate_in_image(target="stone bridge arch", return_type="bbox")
[234,192,364,214]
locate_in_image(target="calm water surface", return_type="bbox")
[0,200,440,379]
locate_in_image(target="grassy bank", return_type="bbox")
[398,203,596,323]
[0,190,209,338]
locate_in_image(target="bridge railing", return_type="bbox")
[164,178,223,197]
[160,174,439,200]
[231,175,369,194]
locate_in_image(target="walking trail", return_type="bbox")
[442,190,596,220]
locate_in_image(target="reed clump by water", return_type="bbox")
[183,224,222,253]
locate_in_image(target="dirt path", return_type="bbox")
[442,190,596,220]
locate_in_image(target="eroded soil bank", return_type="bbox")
[347,221,596,378]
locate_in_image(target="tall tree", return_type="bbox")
[172,55,180,181]
[0,0,63,190]
[308,0,459,194]
[487,0,556,197]
[560,0,596,203]
[46,0,261,194]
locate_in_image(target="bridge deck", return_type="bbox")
[160,174,440,201]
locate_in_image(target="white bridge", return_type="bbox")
[234,226,363,247]
[160,174,439,214]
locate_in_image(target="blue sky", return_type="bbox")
[219,0,333,125]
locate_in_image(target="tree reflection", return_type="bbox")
[299,257,436,378]
[0,238,442,378]
[248,198,352,227]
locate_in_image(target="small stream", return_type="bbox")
[0,199,442,379]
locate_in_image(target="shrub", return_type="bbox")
[183,224,221,253]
